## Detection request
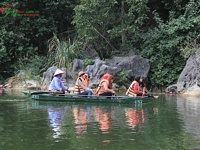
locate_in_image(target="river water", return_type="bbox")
[0,89,200,150]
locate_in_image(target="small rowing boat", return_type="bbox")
[22,91,156,104]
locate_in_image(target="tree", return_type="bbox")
[0,0,79,80]
[140,0,200,88]
[73,0,149,59]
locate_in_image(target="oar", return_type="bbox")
[28,90,63,95]
[144,94,159,99]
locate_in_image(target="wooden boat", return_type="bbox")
[22,91,155,104]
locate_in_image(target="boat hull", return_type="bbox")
[23,91,154,104]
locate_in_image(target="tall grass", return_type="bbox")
[14,56,47,81]
[47,34,82,70]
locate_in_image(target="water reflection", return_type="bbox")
[95,108,112,134]
[47,104,148,139]
[2,89,24,96]
[48,107,67,138]
[177,95,200,144]
[125,108,145,129]
[0,89,3,96]
[73,107,88,136]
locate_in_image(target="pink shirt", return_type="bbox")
[132,82,143,94]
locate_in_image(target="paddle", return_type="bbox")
[27,90,63,95]
[144,94,159,99]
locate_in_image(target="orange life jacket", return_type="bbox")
[73,77,89,94]
[126,81,137,96]
[95,79,110,95]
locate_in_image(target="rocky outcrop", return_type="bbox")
[5,54,150,90]
[41,66,74,90]
[84,55,150,85]
[177,49,200,96]
[71,59,85,73]
[165,84,177,93]
[167,48,200,96]
[41,54,150,89]
[4,76,40,89]
[107,56,150,78]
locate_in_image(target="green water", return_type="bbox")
[0,89,200,150]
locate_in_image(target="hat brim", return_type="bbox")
[79,73,85,77]
[54,73,64,76]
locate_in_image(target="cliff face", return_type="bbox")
[167,48,200,96]
[176,48,200,96]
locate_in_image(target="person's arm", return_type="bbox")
[60,79,71,93]
[60,81,67,91]
[102,82,115,94]
[142,87,146,95]
[54,78,68,91]
[56,78,71,93]
[78,80,90,91]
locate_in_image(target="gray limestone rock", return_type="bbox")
[41,55,150,89]
[167,48,200,96]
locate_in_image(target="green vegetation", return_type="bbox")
[47,34,82,70]
[0,0,199,89]
[114,71,130,88]
[83,58,95,66]
[15,56,47,81]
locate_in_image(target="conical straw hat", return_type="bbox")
[54,69,65,76]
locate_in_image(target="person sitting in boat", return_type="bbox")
[84,73,90,85]
[49,69,70,94]
[126,76,158,98]
[84,73,95,93]
[126,76,146,97]
[73,71,92,98]
[95,73,115,98]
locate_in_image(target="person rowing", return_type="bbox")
[49,69,70,94]
[126,76,158,98]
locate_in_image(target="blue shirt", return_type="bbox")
[49,76,67,91]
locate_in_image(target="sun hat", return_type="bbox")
[78,71,85,77]
[54,69,65,76]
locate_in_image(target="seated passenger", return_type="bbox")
[73,71,92,98]
[95,73,115,98]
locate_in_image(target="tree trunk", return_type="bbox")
[121,0,126,49]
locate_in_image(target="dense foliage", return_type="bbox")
[0,0,79,82]
[73,0,200,88]
[0,0,199,88]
